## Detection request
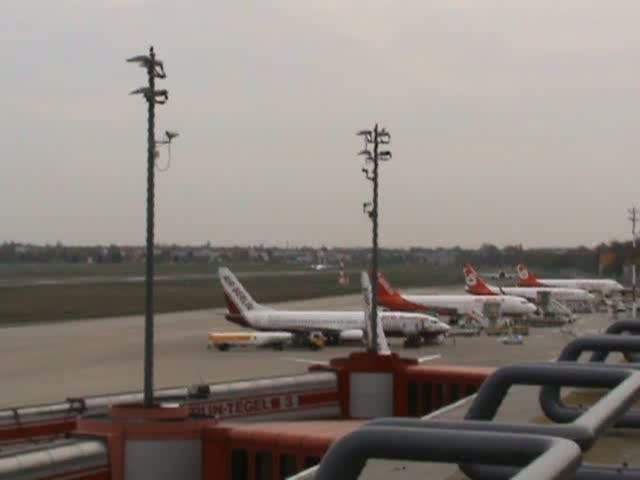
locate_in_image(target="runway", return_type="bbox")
[0,287,613,408]
[0,269,321,288]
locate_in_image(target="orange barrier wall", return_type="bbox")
[396,365,493,417]
[44,466,110,480]
[0,418,77,444]
[202,421,363,480]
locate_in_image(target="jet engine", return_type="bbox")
[339,329,364,342]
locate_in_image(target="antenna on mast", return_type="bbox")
[127,46,179,408]
[628,206,638,319]
[357,124,392,353]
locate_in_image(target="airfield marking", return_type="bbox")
[421,393,477,420]
[280,357,330,366]
[417,354,442,363]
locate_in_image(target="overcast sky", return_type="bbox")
[2,1,640,248]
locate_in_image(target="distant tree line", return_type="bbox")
[0,243,125,264]
[0,241,635,276]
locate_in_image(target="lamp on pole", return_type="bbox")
[127,46,170,408]
[357,124,391,352]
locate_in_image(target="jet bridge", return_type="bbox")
[466,301,504,332]
[530,291,575,326]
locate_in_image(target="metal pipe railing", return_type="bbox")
[314,426,581,480]
[0,371,337,427]
[305,360,640,480]
[588,320,640,362]
[0,439,107,478]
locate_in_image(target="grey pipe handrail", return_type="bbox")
[464,362,640,426]
[463,362,640,479]
[369,417,593,449]
[561,335,640,364]
[590,320,640,362]
[538,363,640,429]
[366,418,640,480]
[314,426,581,480]
[370,361,640,480]
[295,334,640,480]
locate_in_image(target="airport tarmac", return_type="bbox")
[0,286,614,408]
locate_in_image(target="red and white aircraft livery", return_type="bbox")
[376,272,536,324]
[219,267,449,348]
[516,264,624,297]
[464,264,595,304]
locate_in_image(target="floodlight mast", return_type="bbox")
[629,206,638,319]
[358,124,391,353]
[127,46,169,408]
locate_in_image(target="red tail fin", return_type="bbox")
[376,272,398,298]
[463,263,496,295]
[376,272,423,311]
[516,263,543,287]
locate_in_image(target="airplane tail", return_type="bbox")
[463,263,495,295]
[361,272,391,355]
[516,263,543,287]
[218,267,265,315]
[376,272,399,299]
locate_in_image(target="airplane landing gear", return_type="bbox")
[403,335,422,349]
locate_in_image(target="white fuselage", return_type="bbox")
[534,279,623,296]
[401,294,536,317]
[247,310,362,332]
[238,309,449,337]
[493,285,595,303]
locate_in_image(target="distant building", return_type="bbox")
[409,248,458,266]
[247,247,270,262]
[193,248,219,262]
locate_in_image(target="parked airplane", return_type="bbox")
[464,264,595,304]
[376,273,536,324]
[219,267,450,348]
[283,274,399,366]
[516,264,624,296]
